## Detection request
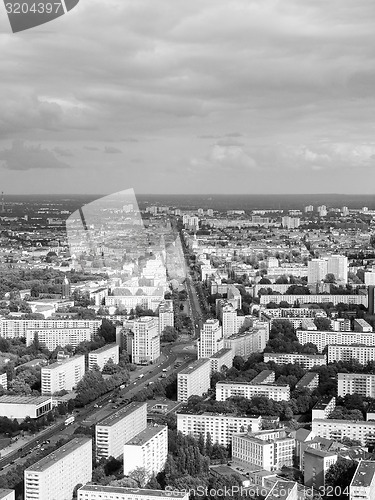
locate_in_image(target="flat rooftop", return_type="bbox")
[177,410,259,419]
[211,348,232,359]
[98,402,146,427]
[179,358,210,375]
[42,355,84,370]
[313,396,335,410]
[26,437,91,473]
[217,380,288,388]
[89,343,118,354]
[351,460,375,488]
[125,424,166,446]
[0,395,51,405]
[266,352,325,359]
[78,485,187,498]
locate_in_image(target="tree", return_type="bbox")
[98,319,116,343]
[314,317,332,331]
[259,277,272,285]
[128,466,149,487]
[161,326,178,343]
[325,459,357,500]
[324,273,336,284]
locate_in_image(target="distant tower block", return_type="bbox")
[62,275,71,299]
[1,192,4,213]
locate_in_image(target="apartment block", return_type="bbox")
[177,412,261,447]
[264,352,326,369]
[221,303,238,338]
[88,343,119,370]
[297,330,375,353]
[96,402,147,459]
[312,420,375,446]
[198,319,223,359]
[308,259,328,284]
[311,397,336,420]
[328,345,375,365]
[105,295,165,312]
[24,437,92,500]
[232,428,295,471]
[338,373,375,398]
[123,425,168,478]
[0,319,101,340]
[260,295,367,307]
[224,327,269,358]
[158,300,174,334]
[177,359,211,403]
[296,373,319,391]
[25,327,92,350]
[209,348,234,373]
[132,317,160,365]
[41,355,85,395]
[350,460,375,500]
[216,381,290,402]
[77,486,189,500]
[304,448,338,490]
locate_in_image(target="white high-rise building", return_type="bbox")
[158,300,174,334]
[96,402,147,459]
[77,486,189,500]
[24,437,92,500]
[342,206,349,216]
[123,425,168,478]
[317,205,327,217]
[198,319,223,358]
[132,317,160,365]
[221,304,238,338]
[25,328,92,350]
[327,255,348,284]
[41,355,85,395]
[88,343,119,370]
[312,419,375,446]
[328,345,375,365]
[308,259,328,284]
[177,359,211,402]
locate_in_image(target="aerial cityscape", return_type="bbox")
[1,0,375,499]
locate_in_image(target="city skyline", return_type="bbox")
[1,0,375,195]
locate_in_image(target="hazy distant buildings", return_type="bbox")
[308,259,328,284]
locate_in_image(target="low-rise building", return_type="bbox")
[88,343,119,370]
[177,412,261,447]
[123,425,168,478]
[24,437,92,500]
[232,428,295,472]
[311,397,336,420]
[77,486,189,500]
[0,395,53,420]
[296,373,319,391]
[96,402,147,459]
[216,381,290,402]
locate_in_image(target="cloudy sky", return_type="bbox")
[0,0,375,195]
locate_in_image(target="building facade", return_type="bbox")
[41,355,85,395]
[132,317,160,365]
[177,359,211,403]
[88,343,120,370]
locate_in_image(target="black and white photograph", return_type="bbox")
[0,1,375,499]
